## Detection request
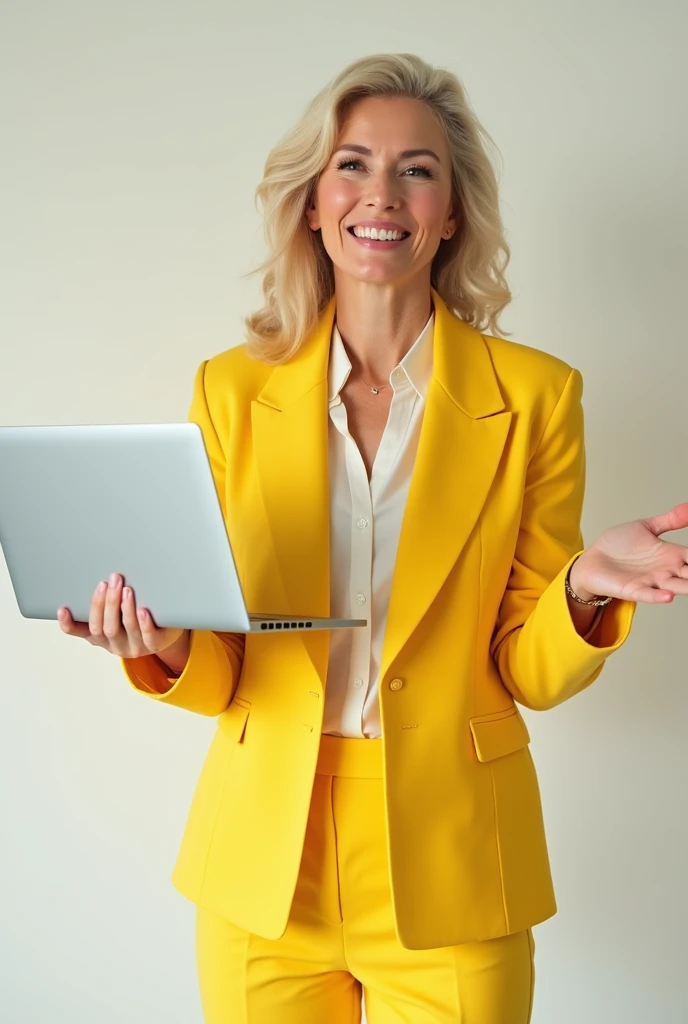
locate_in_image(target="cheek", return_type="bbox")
[409,190,451,232]
[318,179,358,224]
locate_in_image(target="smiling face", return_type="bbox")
[306,95,458,289]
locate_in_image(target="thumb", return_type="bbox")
[643,501,688,537]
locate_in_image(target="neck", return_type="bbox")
[333,273,433,383]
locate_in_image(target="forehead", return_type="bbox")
[336,96,447,152]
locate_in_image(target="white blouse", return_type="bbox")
[322,311,435,739]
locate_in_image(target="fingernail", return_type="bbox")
[109,573,118,588]
[97,581,107,594]
[122,587,130,599]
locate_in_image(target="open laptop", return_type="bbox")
[0,422,367,634]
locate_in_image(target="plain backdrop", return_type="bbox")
[1,1,687,1021]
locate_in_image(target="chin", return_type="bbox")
[337,262,406,286]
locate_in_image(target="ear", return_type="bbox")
[442,200,460,240]
[305,197,320,232]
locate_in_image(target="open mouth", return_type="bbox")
[347,226,411,241]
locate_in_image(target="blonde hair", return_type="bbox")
[242,53,512,363]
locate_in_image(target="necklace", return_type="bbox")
[360,378,389,395]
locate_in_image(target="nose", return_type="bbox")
[364,169,403,210]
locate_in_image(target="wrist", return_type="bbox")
[568,555,600,604]
[156,630,191,676]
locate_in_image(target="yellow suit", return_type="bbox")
[122,286,635,951]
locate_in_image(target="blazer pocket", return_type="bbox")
[217,696,251,744]
[469,706,531,762]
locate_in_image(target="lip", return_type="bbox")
[345,221,412,250]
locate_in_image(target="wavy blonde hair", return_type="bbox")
[242,52,512,363]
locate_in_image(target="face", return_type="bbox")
[306,95,458,288]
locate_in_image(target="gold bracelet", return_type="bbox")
[565,563,613,608]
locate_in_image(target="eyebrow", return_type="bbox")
[332,144,442,162]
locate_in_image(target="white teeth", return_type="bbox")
[352,226,405,241]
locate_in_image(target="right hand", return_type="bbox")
[57,573,189,660]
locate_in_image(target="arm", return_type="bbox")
[489,367,636,712]
[121,359,246,716]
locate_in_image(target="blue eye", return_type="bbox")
[335,158,434,179]
[404,164,434,178]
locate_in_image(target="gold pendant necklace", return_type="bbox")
[361,379,389,395]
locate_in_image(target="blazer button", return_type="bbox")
[389,678,404,691]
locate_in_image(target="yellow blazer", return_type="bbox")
[122,286,636,950]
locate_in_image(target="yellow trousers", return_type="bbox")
[196,735,535,1023]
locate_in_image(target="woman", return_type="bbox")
[59,53,688,1023]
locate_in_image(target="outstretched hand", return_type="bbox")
[572,502,688,605]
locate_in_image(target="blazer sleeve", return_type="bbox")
[119,359,245,717]
[489,366,636,711]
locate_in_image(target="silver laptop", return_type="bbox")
[0,423,367,633]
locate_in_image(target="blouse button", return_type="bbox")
[389,678,404,691]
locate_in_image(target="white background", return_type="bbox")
[1,1,687,1020]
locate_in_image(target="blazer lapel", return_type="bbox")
[251,297,336,687]
[379,288,513,681]
[249,287,511,687]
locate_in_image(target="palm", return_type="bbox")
[578,502,688,604]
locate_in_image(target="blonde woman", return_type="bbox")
[59,53,688,1023]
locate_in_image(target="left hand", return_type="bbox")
[571,501,688,605]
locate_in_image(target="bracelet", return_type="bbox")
[565,563,613,608]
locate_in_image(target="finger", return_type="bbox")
[120,586,145,651]
[644,502,688,537]
[103,573,124,641]
[57,606,93,640]
[655,577,688,597]
[89,580,108,638]
[632,585,674,603]
[136,605,163,650]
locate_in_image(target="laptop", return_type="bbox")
[0,422,367,634]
